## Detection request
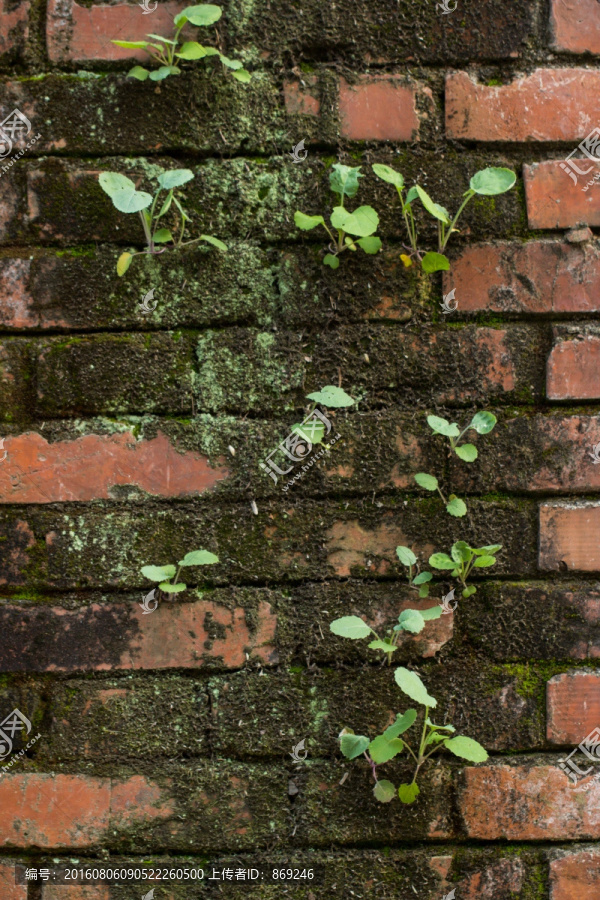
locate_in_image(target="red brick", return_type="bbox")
[460,763,600,839]
[46,0,186,63]
[0,431,229,503]
[524,161,600,229]
[547,671,600,744]
[550,849,600,900]
[547,331,600,399]
[0,0,29,61]
[446,69,600,141]
[539,503,600,572]
[339,76,420,141]
[456,858,525,900]
[444,241,600,313]
[550,0,600,55]
[283,78,319,116]
[0,861,26,899]
[0,598,278,672]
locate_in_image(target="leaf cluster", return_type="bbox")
[290,385,355,445]
[330,603,442,665]
[429,540,501,598]
[141,549,219,595]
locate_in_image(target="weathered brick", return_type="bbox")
[444,240,600,313]
[283,77,319,116]
[446,69,600,141]
[540,503,600,572]
[46,0,186,63]
[0,597,277,673]
[550,0,600,55]
[0,861,26,899]
[524,161,600,229]
[0,430,229,503]
[339,76,420,141]
[547,671,600,745]
[547,327,600,400]
[459,760,600,839]
[0,0,29,64]
[550,848,600,900]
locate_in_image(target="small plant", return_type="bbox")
[339,667,488,804]
[294,164,382,269]
[395,545,433,598]
[113,3,250,83]
[291,385,355,444]
[330,587,442,666]
[372,164,516,272]
[429,540,501,598]
[99,168,227,276]
[414,411,497,517]
[141,549,219,597]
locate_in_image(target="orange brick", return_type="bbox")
[0,861,26,899]
[283,78,320,116]
[0,0,29,61]
[547,331,600,399]
[550,849,600,900]
[524,161,600,229]
[547,671,600,744]
[339,76,419,141]
[550,0,600,54]
[539,503,600,572]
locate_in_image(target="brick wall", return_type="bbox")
[1,0,600,897]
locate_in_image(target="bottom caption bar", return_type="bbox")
[16,864,323,885]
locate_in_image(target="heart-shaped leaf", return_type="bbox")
[128,66,150,80]
[340,733,369,759]
[339,205,379,237]
[357,235,382,254]
[323,253,339,269]
[421,251,450,273]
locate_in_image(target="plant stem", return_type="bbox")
[436,485,447,505]
[138,210,153,252]
[363,751,378,782]
[441,190,475,251]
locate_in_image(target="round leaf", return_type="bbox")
[160,582,187,593]
[444,735,488,762]
[394,667,437,707]
[306,385,354,408]
[398,782,420,804]
[397,609,425,634]
[128,66,150,81]
[372,163,404,189]
[446,496,467,518]
[415,186,450,224]
[141,564,175,582]
[294,211,325,231]
[427,415,460,438]
[469,411,497,434]
[373,779,396,803]
[414,472,438,491]
[330,616,372,640]
[323,254,339,269]
[469,167,516,196]
[99,172,136,197]
[339,205,379,237]
[178,550,219,567]
[357,235,382,254]
[396,545,417,566]
[455,443,478,462]
[421,251,450,273]
[116,252,133,277]
[181,3,222,26]
[157,169,194,190]
[429,553,455,570]
[369,735,404,765]
[340,733,369,759]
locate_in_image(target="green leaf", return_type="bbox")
[291,420,325,444]
[396,545,417,567]
[330,206,350,231]
[369,735,404,764]
[149,66,180,81]
[181,3,222,26]
[420,605,443,621]
[178,550,219,567]
[478,544,502,554]
[418,585,429,598]
[462,585,477,598]
[219,54,243,70]
[199,234,228,251]
[469,167,516,196]
[446,496,467,518]
[473,555,496,567]
[141,564,175,582]
[160,581,187,593]
[444,735,488,762]
[405,186,419,204]
[451,541,472,563]
[373,779,396,803]
[329,163,362,199]
[412,571,432,585]
[232,69,252,83]
[157,169,194,190]
[323,254,339,269]
[397,609,425,634]
[294,211,325,231]
[426,718,455,732]
[421,251,450,273]
[469,411,497,434]
[340,733,370,759]
[425,731,447,747]
[414,472,438,491]
[330,616,372,640]
[112,40,149,48]
[384,709,417,739]
[427,415,460,438]
[153,228,173,243]
[128,66,150,80]
[146,34,178,44]
[339,205,379,237]
[415,186,450,224]
[357,235,382,254]
[116,251,133,277]
[455,443,478,462]
[398,782,420,804]
[429,553,455,570]
[394,667,437,707]
[372,163,404,189]
[306,385,354,408]
[368,639,395,652]
[99,172,136,197]
[176,41,210,59]
[157,193,173,218]
[108,187,153,214]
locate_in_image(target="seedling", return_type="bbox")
[429,540,501,598]
[113,3,251,83]
[98,168,227,276]
[372,164,516,272]
[141,549,219,597]
[395,545,432,598]
[330,603,442,666]
[291,385,355,445]
[340,667,487,804]
[294,164,382,268]
[414,411,497,517]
